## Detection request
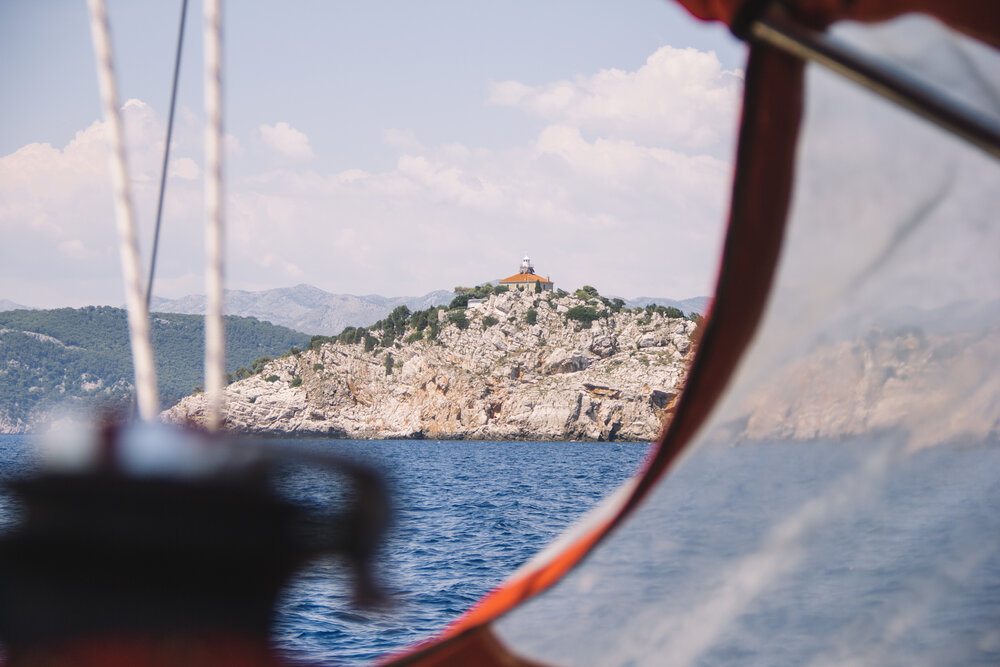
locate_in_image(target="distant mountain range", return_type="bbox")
[0,299,30,312]
[148,285,710,335]
[150,284,456,336]
[2,286,711,336]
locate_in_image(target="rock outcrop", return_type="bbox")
[724,327,1000,449]
[163,291,697,441]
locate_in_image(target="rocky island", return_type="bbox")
[163,288,699,441]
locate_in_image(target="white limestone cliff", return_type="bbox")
[163,290,696,441]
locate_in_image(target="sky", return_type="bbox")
[0,0,746,308]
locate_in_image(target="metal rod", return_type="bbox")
[129,0,189,424]
[751,12,1000,161]
[145,0,189,310]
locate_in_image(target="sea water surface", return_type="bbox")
[0,435,997,665]
[268,439,650,664]
[0,436,650,664]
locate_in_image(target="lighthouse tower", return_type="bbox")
[499,253,554,292]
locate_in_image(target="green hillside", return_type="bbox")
[0,306,310,429]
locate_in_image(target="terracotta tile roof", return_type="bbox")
[499,273,553,283]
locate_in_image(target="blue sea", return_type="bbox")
[0,436,649,664]
[268,439,650,664]
[0,435,998,666]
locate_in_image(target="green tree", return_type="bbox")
[335,327,359,344]
[466,283,495,299]
[384,353,394,375]
[251,356,273,374]
[482,315,499,328]
[447,310,470,330]
[411,310,429,331]
[525,308,538,325]
[663,306,684,319]
[565,305,600,328]
[308,334,334,351]
[389,305,411,325]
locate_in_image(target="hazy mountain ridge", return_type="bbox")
[150,284,455,336]
[149,284,710,336]
[0,300,31,312]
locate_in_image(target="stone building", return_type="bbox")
[499,254,554,292]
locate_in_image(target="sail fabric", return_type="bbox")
[386,41,806,667]
[674,0,1000,48]
[385,7,1000,666]
[491,15,1000,666]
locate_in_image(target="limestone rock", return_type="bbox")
[163,291,698,441]
[729,327,1000,449]
[542,349,592,375]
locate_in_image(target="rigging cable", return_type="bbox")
[127,0,189,425]
[203,0,226,432]
[87,0,161,422]
[144,0,189,310]
[750,11,1000,161]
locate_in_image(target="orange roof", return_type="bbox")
[499,273,553,284]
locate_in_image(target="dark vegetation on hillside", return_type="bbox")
[293,284,704,357]
[0,287,708,428]
[0,306,309,424]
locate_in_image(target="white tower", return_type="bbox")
[520,253,534,275]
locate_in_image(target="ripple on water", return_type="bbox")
[271,439,648,665]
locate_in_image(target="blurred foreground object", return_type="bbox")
[0,419,389,666]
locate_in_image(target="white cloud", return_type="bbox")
[395,154,503,208]
[258,122,313,160]
[225,133,243,157]
[0,100,206,307]
[1,43,740,307]
[168,157,199,180]
[490,45,743,155]
[58,239,93,260]
[222,111,733,301]
[383,128,422,152]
